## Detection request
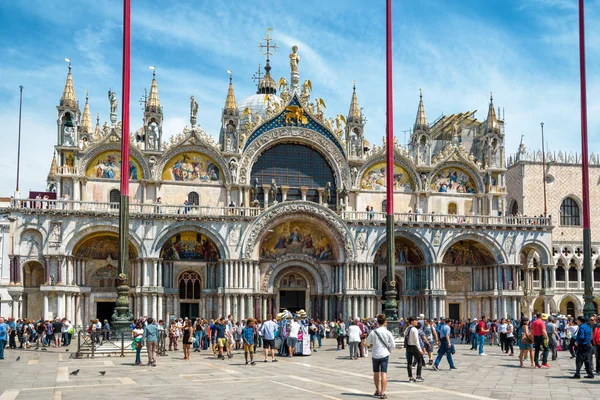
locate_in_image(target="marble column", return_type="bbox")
[217,295,223,318]
[43,292,49,319]
[240,295,246,320]
[262,296,268,320]
[324,296,329,321]
[225,295,231,318]
[152,260,158,287]
[247,295,253,319]
[57,292,64,318]
[143,295,148,317]
[151,295,157,318]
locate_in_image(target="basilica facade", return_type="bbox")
[1,33,596,326]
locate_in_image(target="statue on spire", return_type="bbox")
[290,45,300,74]
[108,89,118,124]
[289,45,301,93]
[190,95,198,127]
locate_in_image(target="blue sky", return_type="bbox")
[1,0,599,193]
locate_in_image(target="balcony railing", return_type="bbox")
[555,281,566,289]
[10,198,262,217]
[341,211,552,227]
[8,198,552,227]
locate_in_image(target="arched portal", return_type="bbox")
[374,237,425,265]
[74,232,139,323]
[23,261,45,319]
[533,297,545,315]
[178,270,202,319]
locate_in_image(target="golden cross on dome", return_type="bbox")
[258,28,278,63]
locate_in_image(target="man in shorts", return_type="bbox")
[242,318,256,365]
[213,318,227,360]
[52,318,63,348]
[260,314,279,362]
[366,314,395,399]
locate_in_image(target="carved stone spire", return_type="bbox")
[146,69,161,112]
[81,90,92,134]
[486,92,499,133]
[60,62,77,108]
[224,72,238,115]
[347,82,361,124]
[48,152,57,177]
[413,89,429,132]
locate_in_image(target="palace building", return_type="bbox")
[1,32,598,325]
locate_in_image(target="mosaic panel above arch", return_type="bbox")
[161,152,222,183]
[430,167,476,193]
[374,237,424,264]
[74,233,137,260]
[442,240,495,265]
[360,162,414,192]
[161,231,220,262]
[85,150,144,180]
[259,220,336,261]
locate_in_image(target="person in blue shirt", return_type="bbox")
[0,317,8,360]
[432,317,456,371]
[242,319,256,365]
[570,316,594,379]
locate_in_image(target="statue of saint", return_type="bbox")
[269,179,278,201]
[108,90,118,114]
[190,95,198,118]
[290,45,300,74]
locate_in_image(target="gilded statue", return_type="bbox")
[108,90,118,114]
[302,79,312,95]
[278,77,288,92]
[284,105,308,125]
[190,95,198,118]
[289,45,300,74]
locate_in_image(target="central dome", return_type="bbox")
[238,93,283,120]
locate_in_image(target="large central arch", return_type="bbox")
[238,127,351,189]
[241,201,355,262]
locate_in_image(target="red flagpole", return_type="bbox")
[115,0,132,327]
[384,0,398,322]
[120,0,131,195]
[578,0,594,320]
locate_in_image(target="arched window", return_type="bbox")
[178,271,201,300]
[109,189,120,209]
[250,143,337,208]
[594,266,600,282]
[560,197,580,226]
[555,264,565,281]
[532,268,540,281]
[188,191,199,206]
[510,200,518,215]
[381,200,387,213]
[566,301,575,317]
[447,203,457,215]
[568,266,578,282]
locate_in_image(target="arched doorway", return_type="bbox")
[73,232,139,322]
[23,261,45,319]
[442,239,496,318]
[559,296,579,317]
[278,272,308,313]
[178,271,201,319]
[533,297,545,315]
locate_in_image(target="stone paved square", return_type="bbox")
[0,340,598,400]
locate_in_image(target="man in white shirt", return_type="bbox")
[404,316,424,382]
[260,314,279,362]
[287,318,301,357]
[366,314,395,399]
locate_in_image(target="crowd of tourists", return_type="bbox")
[1,312,599,399]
